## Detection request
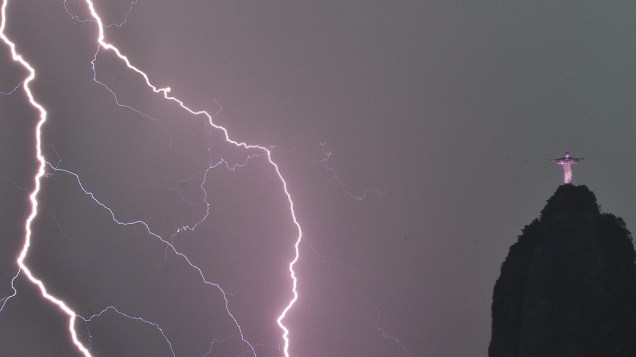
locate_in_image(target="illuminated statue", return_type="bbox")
[551,152,583,184]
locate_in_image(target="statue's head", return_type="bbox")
[564,152,570,159]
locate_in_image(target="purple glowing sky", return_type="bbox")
[2,1,636,356]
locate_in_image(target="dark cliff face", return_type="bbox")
[490,185,636,357]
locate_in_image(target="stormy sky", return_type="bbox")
[1,1,636,356]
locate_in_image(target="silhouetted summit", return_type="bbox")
[490,185,636,357]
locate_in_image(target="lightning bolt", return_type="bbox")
[0,80,20,95]
[80,1,303,354]
[81,305,175,356]
[1,0,303,355]
[0,0,92,355]
[64,0,137,28]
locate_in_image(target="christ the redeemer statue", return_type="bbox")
[551,152,583,184]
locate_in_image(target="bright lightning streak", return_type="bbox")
[78,1,304,355]
[1,0,304,353]
[0,0,91,355]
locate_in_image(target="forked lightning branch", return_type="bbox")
[0,1,303,356]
